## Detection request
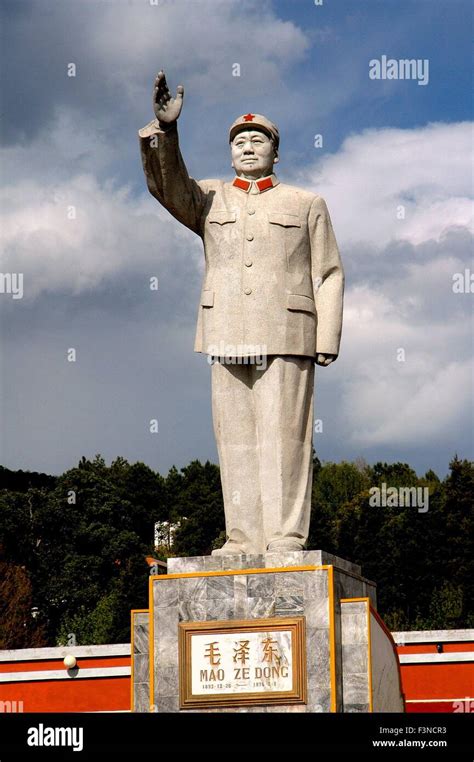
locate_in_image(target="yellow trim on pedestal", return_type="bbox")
[150,564,325,580]
[367,601,374,712]
[327,566,337,712]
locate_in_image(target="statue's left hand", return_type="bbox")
[316,353,337,366]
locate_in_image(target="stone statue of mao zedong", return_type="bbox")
[139,71,344,556]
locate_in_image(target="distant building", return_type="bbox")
[154,520,184,550]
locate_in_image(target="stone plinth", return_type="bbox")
[341,599,405,712]
[147,551,379,713]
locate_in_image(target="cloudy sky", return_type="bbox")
[0,0,472,478]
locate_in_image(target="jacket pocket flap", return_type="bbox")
[286,293,316,314]
[208,210,237,225]
[268,212,301,228]
[201,290,215,307]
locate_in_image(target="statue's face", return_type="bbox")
[231,129,278,179]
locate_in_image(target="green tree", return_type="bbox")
[309,461,370,551]
[170,460,225,556]
[1,453,472,646]
[440,456,474,625]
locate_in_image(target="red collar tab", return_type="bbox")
[256,177,274,192]
[233,177,251,191]
[232,175,278,193]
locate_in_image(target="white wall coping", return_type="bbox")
[0,644,130,663]
[405,698,472,704]
[0,666,131,683]
[392,629,474,645]
[2,631,470,666]
[399,652,474,664]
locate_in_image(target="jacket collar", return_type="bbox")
[232,173,279,193]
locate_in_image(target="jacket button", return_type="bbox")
[244,260,253,267]
[246,233,254,241]
[247,209,255,215]
[244,287,252,295]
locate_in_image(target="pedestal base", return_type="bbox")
[131,551,404,713]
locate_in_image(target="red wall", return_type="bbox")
[1,639,472,713]
[0,655,130,713]
[396,643,473,713]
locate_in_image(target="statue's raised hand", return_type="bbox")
[153,70,184,125]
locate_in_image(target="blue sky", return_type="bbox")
[0,0,472,478]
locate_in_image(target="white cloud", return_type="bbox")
[0,168,202,299]
[90,0,310,103]
[297,121,473,248]
[343,359,472,448]
[339,280,472,447]
[295,121,473,450]
[0,109,116,186]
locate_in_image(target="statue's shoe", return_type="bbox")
[211,541,247,556]
[266,540,304,552]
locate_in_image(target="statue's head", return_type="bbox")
[229,114,279,179]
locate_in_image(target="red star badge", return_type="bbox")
[242,113,255,122]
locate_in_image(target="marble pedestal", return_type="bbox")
[131,550,404,713]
